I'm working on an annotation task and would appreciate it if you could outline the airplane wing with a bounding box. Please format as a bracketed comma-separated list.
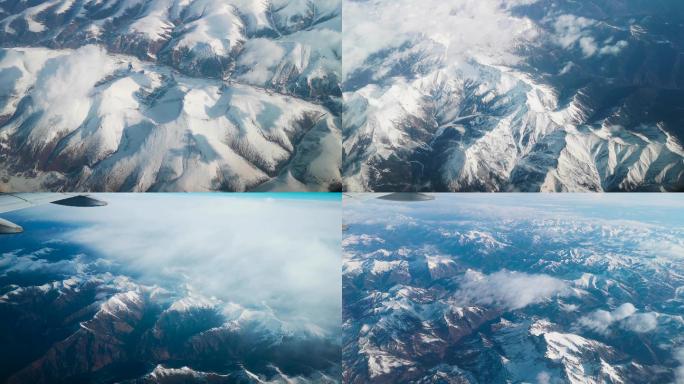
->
[343, 193, 435, 202]
[342, 193, 380, 202]
[0, 193, 106, 234]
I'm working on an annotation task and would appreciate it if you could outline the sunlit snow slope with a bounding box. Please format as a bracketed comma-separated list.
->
[0, 0, 341, 191]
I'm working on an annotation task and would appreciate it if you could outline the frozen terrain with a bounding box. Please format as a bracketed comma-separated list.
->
[343, 194, 684, 383]
[342, 0, 684, 191]
[0, 0, 341, 191]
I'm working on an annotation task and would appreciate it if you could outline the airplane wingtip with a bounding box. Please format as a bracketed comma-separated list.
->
[52, 195, 108, 207]
[377, 192, 435, 202]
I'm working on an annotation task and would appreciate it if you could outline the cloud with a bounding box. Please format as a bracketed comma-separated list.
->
[675, 348, 684, 384]
[456, 269, 571, 310]
[622, 312, 658, 333]
[19, 194, 341, 333]
[639, 238, 684, 259]
[553, 14, 596, 50]
[342, 234, 385, 247]
[342, 0, 540, 78]
[0, 248, 87, 276]
[236, 38, 286, 84]
[32, 45, 110, 109]
[551, 14, 628, 58]
[578, 303, 658, 335]
[578, 36, 598, 57]
[599, 40, 628, 55]
[28, 45, 114, 146]
[537, 371, 551, 384]
[579, 303, 635, 334]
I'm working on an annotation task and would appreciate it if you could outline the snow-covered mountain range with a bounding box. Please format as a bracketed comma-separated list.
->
[0, 0, 341, 191]
[342, 0, 684, 191]
[2, 0, 682, 192]
[0, 271, 340, 383]
[343, 194, 684, 383]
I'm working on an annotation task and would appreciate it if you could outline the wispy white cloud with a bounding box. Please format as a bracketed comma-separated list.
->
[456, 269, 571, 310]
[537, 371, 551, 384]
[29, 45, 114, 144]
[0, 248, 87, 275]
[342, 0, 540, 78]
[639, 238, 684, 259]
[551, 14, 628, 58]
[33, 45, 111, 110]
[622, 312, 658, 333]
[236, 38, 286, 84]
[553, 14, 596, 51]
[579, 303, 636, 334]
[599, 40, 628, 55]
[578, 303, 658, 335]
[578, 36, 598, 57]
[342, 233, 384, 247]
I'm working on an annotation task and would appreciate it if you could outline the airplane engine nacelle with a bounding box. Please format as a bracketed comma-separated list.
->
[0, 217, 23, 234]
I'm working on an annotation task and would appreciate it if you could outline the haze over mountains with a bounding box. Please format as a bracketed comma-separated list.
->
[343, 0, 684, 192]
[343, 194, 684, 383]
[0, 0, 341, 191]
[0, 194, 342, 383]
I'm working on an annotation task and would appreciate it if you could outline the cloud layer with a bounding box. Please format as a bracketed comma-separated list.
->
[342, 0, 540, 78]
[18, 194, 341, 332]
